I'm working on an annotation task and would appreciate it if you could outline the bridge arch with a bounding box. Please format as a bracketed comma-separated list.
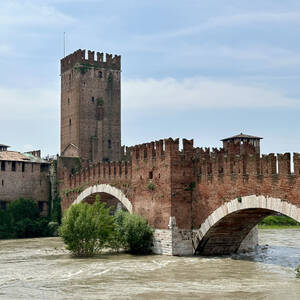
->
[193, 195, 300, 256]
[73, 184, 133, 213]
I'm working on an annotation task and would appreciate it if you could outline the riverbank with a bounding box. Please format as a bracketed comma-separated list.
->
[259, 225, 300, 229]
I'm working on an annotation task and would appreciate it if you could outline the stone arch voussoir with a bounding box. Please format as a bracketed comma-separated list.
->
[73, 184, 133, 213]
[193, 195, 300, 253]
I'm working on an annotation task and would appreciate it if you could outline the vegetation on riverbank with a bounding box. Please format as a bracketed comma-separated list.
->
[0, 198, 57, 239]
[258, 215, 300, 229]
[59, 200, 154, 257]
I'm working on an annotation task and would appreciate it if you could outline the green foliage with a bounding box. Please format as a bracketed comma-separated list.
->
[51, 194, 62, 224]
[259, 215, 300, 226]
[0, 209, 13, 239]
[7, 198, 40, 221]
[59, 201, 114, 257]
[147, 182, 155, 191]
[96, 98, 103, 106]
[296, 265, 300, 278]
[0, 198, 53, 239]
[111, 211, 154, 254]
[237, 196, 242, 203]
[48, 221, 59, 236]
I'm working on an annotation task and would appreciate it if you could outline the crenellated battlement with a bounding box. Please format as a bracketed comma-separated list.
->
[61, 49, 121, 73]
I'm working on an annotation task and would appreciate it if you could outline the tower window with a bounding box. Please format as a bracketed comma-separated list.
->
[108, 140, 112, 149]
[98, 71, 103, 78]
[1, 180, 4, 186]
[1, 161, 5, 171]
[69, 119, 72, 126]
[91, 96, 95, 103]
[68, 98, 70, 104]
[149, 171, 153, 179]
[22, 162, 25, 172]
[69, 74, 71, 81]
[12, 161, 16, 172]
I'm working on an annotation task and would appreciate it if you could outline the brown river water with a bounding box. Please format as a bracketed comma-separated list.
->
[0, 229, 300, 299]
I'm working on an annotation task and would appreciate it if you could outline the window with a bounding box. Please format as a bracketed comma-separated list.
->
[98, 71, 103, 78]
[149, 171, 153, 179]
[0, 201, 6, 210]
[91, 96, 95, 103]
[38, 201, 44, 212]
[108, 139, 112, 149]
[68, 98, 70, 104]
[22, 162, 25, 172]
[1, 180, 3, 186]
[1, 161, 5, 171]
[12, 161, 16, 172]
[69, 119, 72, 126]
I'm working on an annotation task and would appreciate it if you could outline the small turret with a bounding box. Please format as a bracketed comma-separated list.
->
[221, 133, 262, 155]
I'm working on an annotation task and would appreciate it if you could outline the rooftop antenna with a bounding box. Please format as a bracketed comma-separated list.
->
[63, 32, 66, 57]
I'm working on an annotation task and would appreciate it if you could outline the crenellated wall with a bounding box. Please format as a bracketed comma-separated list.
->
[61, 49, 121, 73]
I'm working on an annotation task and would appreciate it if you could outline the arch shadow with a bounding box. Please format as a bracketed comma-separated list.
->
[193, 195, 300, 256]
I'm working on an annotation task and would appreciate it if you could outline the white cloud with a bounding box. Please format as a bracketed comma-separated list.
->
[0, 1, 75, 27]
[0, 85, 59, 121]
[122, 77, 300, 111]
[136, 11, 300, 40]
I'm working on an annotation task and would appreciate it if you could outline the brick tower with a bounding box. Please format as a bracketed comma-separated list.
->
[60, 49, 121, 163]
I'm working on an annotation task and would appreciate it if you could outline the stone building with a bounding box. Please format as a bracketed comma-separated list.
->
[0, 145, 50, 214]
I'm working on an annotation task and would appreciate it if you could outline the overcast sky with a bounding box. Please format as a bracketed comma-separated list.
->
[0, 0, 299, 156]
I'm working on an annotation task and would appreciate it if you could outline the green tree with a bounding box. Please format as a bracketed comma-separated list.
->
[59, 201, 114, 257]
[6, 198, 52, 238]
[0, 209, 13, 239]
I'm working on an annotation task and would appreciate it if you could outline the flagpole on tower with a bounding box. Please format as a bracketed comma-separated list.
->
[63, 32, 66, 57]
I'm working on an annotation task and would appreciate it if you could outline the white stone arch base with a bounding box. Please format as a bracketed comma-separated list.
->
[73, 184, 133, 213]
[193, 195, 300, 254]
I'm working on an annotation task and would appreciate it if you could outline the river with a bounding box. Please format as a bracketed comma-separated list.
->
[0, 229, 300, 299]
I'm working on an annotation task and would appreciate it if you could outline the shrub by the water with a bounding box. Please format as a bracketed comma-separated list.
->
[59, 201, 114, 257]
[111, 211, 154, 254]
[0, 198, 53, 239]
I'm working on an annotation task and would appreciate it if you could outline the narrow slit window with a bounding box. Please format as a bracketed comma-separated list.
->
[98, 71, 103, 78]
[91, 96, 95, 103]
[69, 119, 72, 126]
[12, 161, 16, 172]
[1, 161, 5, 171]
[22, 162, 25, 172]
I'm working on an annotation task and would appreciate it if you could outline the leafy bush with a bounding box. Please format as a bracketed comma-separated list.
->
[111, 211, 154, 254]
[0, 209, 13, 239]
[259, 215, 300, 226]
[59, 201, 114, 257]
[0, 198, 52, 239]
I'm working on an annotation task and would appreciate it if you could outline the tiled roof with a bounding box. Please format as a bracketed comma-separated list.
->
[221, 133, 263, 141]
[0, 151, 50, 164]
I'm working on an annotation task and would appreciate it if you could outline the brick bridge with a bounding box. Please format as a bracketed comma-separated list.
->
[59, 137, 300, 256]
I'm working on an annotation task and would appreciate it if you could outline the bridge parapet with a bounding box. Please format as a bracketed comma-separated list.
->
[194, 150, 300, 184]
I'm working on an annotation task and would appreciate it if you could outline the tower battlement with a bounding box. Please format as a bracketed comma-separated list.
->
[61, 49, 121, 73]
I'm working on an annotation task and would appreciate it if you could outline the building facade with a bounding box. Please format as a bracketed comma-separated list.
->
[0, 146, 50, 214]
